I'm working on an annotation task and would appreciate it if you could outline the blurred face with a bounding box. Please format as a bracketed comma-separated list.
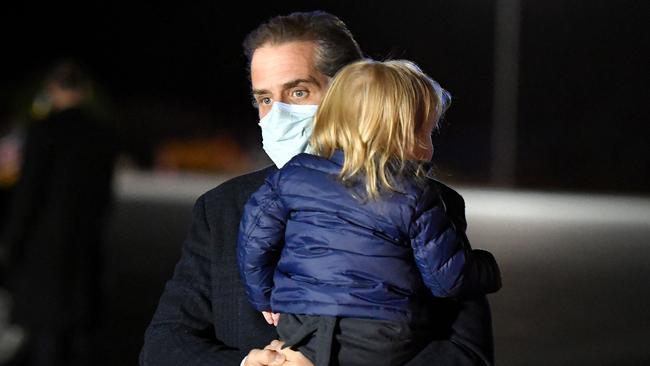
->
[46, 84, 85, 111]
[250, 41, 330, 119]
[412, 115, 435, 161]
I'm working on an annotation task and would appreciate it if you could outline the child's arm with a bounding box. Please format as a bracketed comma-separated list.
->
[437, 182, 502, 295]
[409, 184, 467, 298]
[237, 171, 289, 313]
[410, 183, 502, 298]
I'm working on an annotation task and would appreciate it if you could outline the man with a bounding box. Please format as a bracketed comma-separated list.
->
[0, 60, 117, 366]
[141, 11, 496, 366]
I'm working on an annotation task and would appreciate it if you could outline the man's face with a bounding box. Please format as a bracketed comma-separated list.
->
[250, 41, 330, 119]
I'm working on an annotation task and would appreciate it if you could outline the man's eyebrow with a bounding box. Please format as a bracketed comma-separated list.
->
[251, 88, 270, 96]
[251, 76, 322, 96]
[282, 76, 322, 89]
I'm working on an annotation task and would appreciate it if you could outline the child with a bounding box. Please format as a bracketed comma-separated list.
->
[238, 59, 501, 366]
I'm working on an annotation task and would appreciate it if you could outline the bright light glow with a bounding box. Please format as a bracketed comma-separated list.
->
[115, 169, 650, 226]
[460, 187, 650, 225]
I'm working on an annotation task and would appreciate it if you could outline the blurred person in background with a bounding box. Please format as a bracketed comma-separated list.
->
[0, 127, 25, 223]
[141, 11, 496, 366]
[0, 59, 117, 366]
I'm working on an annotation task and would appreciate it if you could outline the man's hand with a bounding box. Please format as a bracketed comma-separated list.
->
[267, 340, 314, 366]
[277, 347, 314, 366]
[244, 347, 285, 366]
[244, 340, 314, 366]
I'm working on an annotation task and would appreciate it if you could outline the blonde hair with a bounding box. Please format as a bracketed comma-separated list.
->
[309, 59, 451, 199]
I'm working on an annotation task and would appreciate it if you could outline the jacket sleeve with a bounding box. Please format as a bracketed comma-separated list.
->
[140, 195, 248, 366]
[412, 181, 502, 297]
[409, 184, 467, 298]
[405, 183, 497, 366]
[461, 248, 502, 296]
[237, 171, 289, 312]
[437, 181, 502, 296]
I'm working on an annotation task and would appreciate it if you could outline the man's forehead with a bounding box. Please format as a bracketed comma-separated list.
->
[250, 41, 322, 91]
[251, 41, 316, 64]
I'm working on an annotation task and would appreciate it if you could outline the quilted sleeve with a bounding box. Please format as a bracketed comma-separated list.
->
[237, 171, 289, 311]
[409, 184, 467, 298]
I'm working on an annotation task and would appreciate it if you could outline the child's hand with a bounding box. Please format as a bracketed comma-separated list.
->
[262, 311, 281, 326]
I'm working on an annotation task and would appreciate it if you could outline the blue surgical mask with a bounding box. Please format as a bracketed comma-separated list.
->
[259, 102, 318, 168]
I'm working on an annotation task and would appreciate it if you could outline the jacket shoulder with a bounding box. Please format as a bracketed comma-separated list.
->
[284, 153, 337, 172]
[201, 165, 276, 210]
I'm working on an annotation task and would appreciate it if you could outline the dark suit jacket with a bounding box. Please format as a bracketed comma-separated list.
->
[140, 165, 496, 365]
[0, 108, 116, 329]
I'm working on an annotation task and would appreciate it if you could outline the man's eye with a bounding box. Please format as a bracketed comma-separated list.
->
[252, 96, 271, 108]
[292, 90, 308, 98]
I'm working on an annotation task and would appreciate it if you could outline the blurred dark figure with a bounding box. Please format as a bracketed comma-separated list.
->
[0, 60, 117, 366]
[0, 127, 25, 223]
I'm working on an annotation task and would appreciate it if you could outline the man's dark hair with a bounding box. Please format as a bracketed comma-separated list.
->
[243, 10, 364, 78]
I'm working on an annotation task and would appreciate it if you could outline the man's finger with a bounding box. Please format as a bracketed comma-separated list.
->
[270, 339, 284, 349]
[245, 349, 286, 366]
[263, 339, 285, 351]
[263, 341, 275, 351]
[281, 347, 314, 366]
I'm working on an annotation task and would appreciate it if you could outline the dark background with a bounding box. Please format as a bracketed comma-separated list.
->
[2, 0, 647, 193]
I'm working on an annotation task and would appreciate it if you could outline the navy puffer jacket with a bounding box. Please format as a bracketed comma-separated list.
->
[237, 151, 467, 323]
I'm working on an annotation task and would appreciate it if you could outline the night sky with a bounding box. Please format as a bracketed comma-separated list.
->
[1, 0, 648, 193]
